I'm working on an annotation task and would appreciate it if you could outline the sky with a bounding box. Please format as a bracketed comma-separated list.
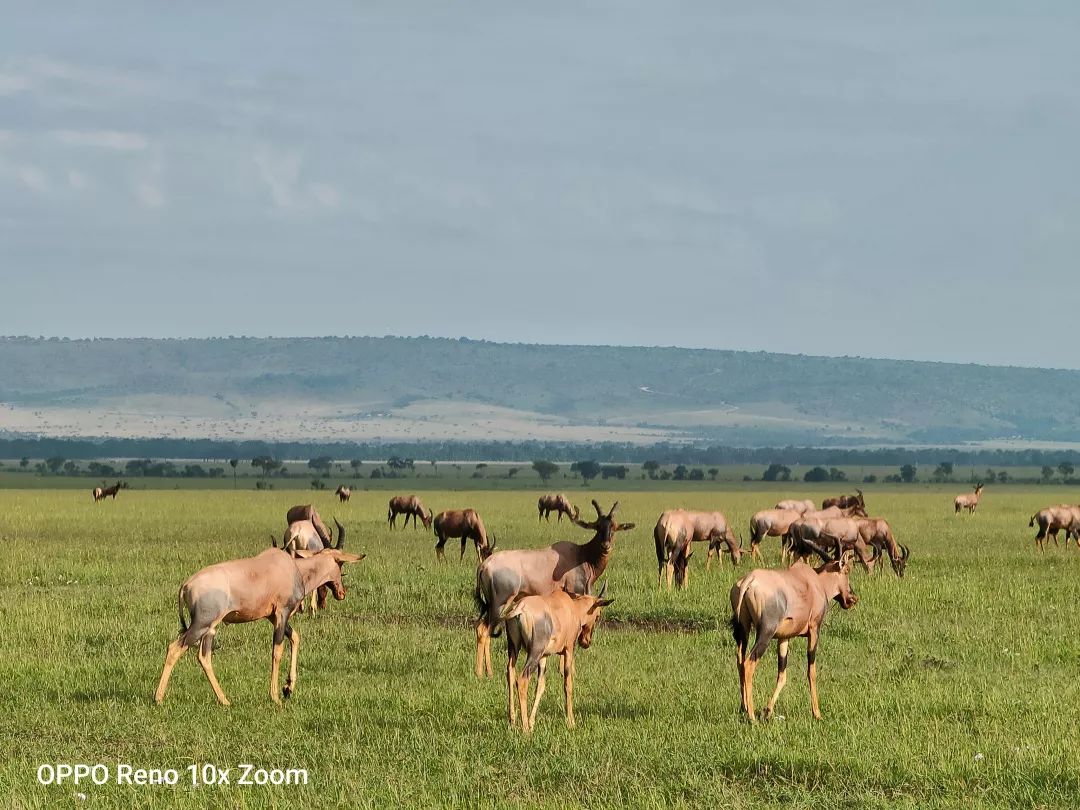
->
[1, 2, 1078, 368]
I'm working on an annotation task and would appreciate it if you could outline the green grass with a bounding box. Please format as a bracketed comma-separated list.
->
[3, 486, 1079, 807]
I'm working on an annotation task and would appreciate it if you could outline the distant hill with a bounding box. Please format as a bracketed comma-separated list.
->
[0, 336, 1077, 445]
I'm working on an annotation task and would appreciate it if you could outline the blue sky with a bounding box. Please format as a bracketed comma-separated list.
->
[2, 3, 1078, 368]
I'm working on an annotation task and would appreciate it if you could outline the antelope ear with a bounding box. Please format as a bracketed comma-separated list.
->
[332, 551, 365, 564]
[617, 522, 636, 532]
[588, 598, 615, 613]
[293, 550, 315, 559]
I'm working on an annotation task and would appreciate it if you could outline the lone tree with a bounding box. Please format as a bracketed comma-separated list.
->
[308, 456, 334, 476]
[570, 460, 601, 483]
[708, 468, 719, 481]
[899, 464, 917, 483]
[1059, 462, 1075, 481]
[762, 463, 791, 482]
[804, 466, 830, 482]
[350, 459, 363, 477]
[532, 460, 559, 483]
[251, 456, 282, 478]
[1042, 465, 1055, 483]
[229, 458, 239, 488]
[643, 460, 660, 479]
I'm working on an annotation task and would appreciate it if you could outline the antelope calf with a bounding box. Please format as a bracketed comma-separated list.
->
[154, 546, 364, 706]
[502, 584, 613, 732]
[730, 559, 857, 722]
[954, 483, 984, 515]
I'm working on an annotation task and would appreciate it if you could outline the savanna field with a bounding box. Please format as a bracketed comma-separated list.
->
[4, 485, 1080, 808]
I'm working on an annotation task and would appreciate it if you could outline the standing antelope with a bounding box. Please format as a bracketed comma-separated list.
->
[153, 546, 364, 706]
[775, 499, 815, 515]
[335, 485, 351, 503]
[654, 509, 742, 590]
[93, 481, 123, 502]
[503, 583, 613, 732]
[730, 559, 858, 722]
[432, 508, 491, 562]
[279, 518, 348, 615]
[787, 516, 877, 572]
[286, 504, 332, 546]
[748, 509, 803, 562]
[1029, 505, 1080, 550]
[857, 518, 909, 576]
[538, 493, 575, 522]
[388, 495, 433, 529]
[822, 489, 865, 512]
[954, 483, 984, 515]
[474, 500, 634, 678]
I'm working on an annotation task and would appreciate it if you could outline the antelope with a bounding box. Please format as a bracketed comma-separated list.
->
[787, 517, 877, 572]
[278, 518, 348, 615]
[954, 483, 984, 515]
[730, 558, 858, 723]
[1030, 505, 1080, 550]
[775, 499, 816, 515]
[388, 495, 433, 529]
[335, 485, 351, 503]
[503, 583, 613, 732]
[822, 489, 865, 512]
[94, 481, 123, 502]
[538, 493, 575, 522]
[285, 504, 332, 547]
[474, 500, 634, 678]
[857, 518, 910, 576]
[653, 509, 742, 590]
[432, 508, 492, 562]
[748, 509, 803, 562]
[153, 546, 364, 706]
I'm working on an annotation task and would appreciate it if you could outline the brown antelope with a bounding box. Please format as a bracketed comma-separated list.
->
[153, 546, 364, 706]
[654, 509, 742, 589]
[1030, 505, 1080, 550]
[857, 518, 909, 576]
[334, 485, 351, 503]
[93, 481, 123, 502]
[775, 499, 816, 514]
[473, 500, 634, 678]
[787, 517, 876, 572]
[432, 508, 491, 562]
[748, 509, 803, 562]
[286, 504, 332, 546]
[503, 583, 613, 732]
[538, 493, 575, 522]
[822, 489, 865, 512]
[278, 518, 347, 615]
[954, 483, 984, 515]
[730, 558, 858, 722]
[388, 495, 433, 529]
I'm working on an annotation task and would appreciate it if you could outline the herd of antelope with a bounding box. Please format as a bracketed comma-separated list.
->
[147, 478, 1076, 729]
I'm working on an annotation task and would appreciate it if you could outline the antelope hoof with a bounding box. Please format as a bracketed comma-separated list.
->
[283, 684, 293, 700]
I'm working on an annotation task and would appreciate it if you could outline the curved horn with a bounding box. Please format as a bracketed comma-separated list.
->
[801, 537, 832, 564]
[334, 518, 346, 549]
[596, 580, 608, 599]
[607, 501, 620, 518]
[901, 543, 910, 560]
[591, 500, 603, 518]
[270, 533, 277, 548]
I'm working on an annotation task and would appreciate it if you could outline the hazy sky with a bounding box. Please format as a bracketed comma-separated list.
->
[2, 3, 1078, 368]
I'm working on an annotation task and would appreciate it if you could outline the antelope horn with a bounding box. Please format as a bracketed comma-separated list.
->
[592, 500, 604, 518]
[270, 533, 277, 548]
[607, 501, 619, 518]
[596, 580, 607, 599]
[901, 544, 910, 560]
[334, 518, 346, 549]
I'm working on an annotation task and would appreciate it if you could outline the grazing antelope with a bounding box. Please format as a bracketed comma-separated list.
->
[538, 493, 575, 522]
[432, 508, 491, 562]
[388, 495, 433, 530]
[153, 546, 364, 706]
[857, 518, 909, 577]
[787, 517, 876, 572]
[278, 518, 348, 615]
[503, 583, 613, 732]
[954, 483, 984, 515]
[1030, 505, 1080, 550]
[94, 481, 123, 502]
[730, 558, 858, 723]
[654, 509, 742, 590]
[286, 504, 332, 546]
[474, 500, 634, 678]
[822, 489, 865, 512]
[748, 509, 803, 562]
[775, 499, 816, 515]
[335, 485, 351, 503]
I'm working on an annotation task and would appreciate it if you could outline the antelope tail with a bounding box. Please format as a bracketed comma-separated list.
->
[1029, 514, 1037, 528]
[177, 586, 188, 634]
[733, 574, 756, 625]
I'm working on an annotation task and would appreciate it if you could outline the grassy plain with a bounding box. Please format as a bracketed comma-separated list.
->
[3, 485, 1080, 808]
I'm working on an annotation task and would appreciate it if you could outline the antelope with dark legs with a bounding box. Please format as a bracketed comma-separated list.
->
[154, 545, 364, 706]
[654, 509, 742, 590]
[278, 516, 348, 615]
[93, 481, 124, 502]
[954, 483, 984, 515]
[822, 489, 865, 512]
[1030, 505, 1080, 550]
[538, 493, 575, 522]
[334, 485, 351, 503]
[473, 500, 634, 678]
[388, 495, 433, 530]
[503, 583, 613, 732]
[432, 508, 492, 562]
[730, 557, 858, 722]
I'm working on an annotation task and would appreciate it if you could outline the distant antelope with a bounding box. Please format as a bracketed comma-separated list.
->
[93, 481, 123, 502]
[954, 483, 984, 515]
[774, 499, 815, 515]
[538, 493, 575, 522]
[388, 495, 433, 529]
[154, 546, 364, 706]
[335, 486, 351, 503]
[432, 508, 491, 562]
[822, 489, 865, 512]
[731, 559, 858, 722]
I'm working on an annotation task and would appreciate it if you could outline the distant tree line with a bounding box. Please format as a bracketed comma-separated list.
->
[5, 437, 1080, 470]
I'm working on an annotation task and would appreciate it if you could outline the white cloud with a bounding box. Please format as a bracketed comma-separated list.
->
[26, 57, 150, 94]
[51, 129, 147, 151]
[132, 159, 165, 209]
[0, 73, 29, 96]
[18, 165, 49, 194]
[67, 169, 90, 190]
[253, 144, 340, 212]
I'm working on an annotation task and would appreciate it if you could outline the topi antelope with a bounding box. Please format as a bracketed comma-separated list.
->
[153, 546, 364, 706]
[277, 518, 348, 615]
[286, 504, 332, 546]
[775, 499, 816, 515]
[954, 483, 984, 515]
[748, 509, 804, 562]
[335, 485, 351, 503]
[388, 495, 433, 530]
[654, 509, 742, 590]
[731, 558, 857, 723]
[473, 500, 634, 678]
[502, 583, 613, 732]
[538, 493, 575, 522]
[93, 481, 124, 502]
[1030, 505, 1080, 550]
[822, 489, 865, 512]
[432, 508, 492, 562]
